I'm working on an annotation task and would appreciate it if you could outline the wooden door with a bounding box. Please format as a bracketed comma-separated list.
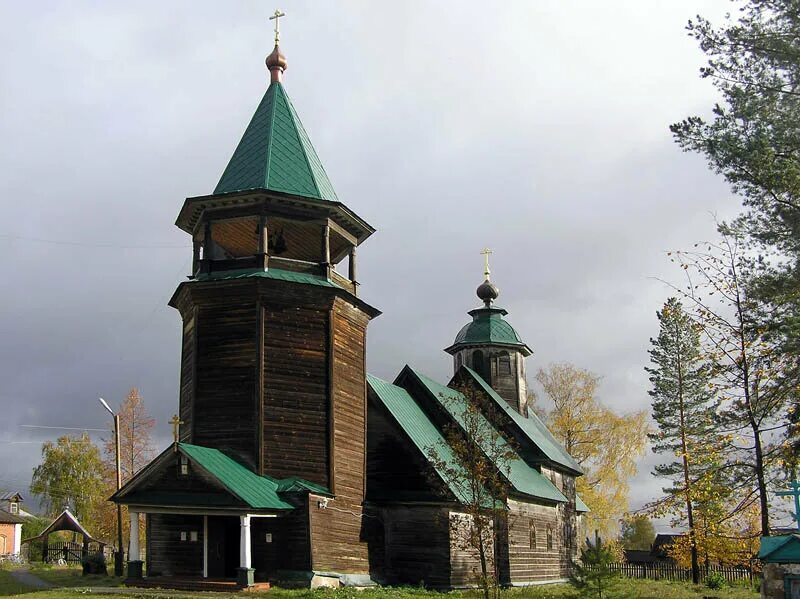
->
[206, 517, 239, 578]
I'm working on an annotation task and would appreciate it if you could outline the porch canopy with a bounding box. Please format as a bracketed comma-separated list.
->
[111, 442, 330, 584]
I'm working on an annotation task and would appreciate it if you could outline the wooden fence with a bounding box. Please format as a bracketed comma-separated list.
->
[593, 562, 757, 584]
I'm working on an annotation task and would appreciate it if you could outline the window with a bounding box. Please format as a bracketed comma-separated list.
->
[190, 531, 198, 542]
[546, 526, 554, 551]
[529, 521, 536, 549]
[179, 456, 189, 476]
[180, 531, 187, 541]
[499, 351, 511, 375]
[9, 503, 18, 515]
[472, 350, 487, 380]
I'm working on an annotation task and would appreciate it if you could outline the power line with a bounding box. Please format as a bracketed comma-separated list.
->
[20, 425, 109, 433]
[0, 234, 189, 250]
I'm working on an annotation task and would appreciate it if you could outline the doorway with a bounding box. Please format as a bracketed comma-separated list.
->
[206, 517, 239, 578]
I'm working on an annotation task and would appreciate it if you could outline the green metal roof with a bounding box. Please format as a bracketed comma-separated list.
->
[446, 306, 532, 355]
[406, 368, 566, 504]
[576, 494, 590, 513]
[193, 267, 340, 288]
[178, 444, 293, 510]
[462, 366, 583, 475]
[214, 82, 339, 201]
[367, 374, 474, 505]
[759, 534, 800, 562]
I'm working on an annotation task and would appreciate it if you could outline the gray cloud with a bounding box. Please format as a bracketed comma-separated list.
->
[1, 1, 736, 520]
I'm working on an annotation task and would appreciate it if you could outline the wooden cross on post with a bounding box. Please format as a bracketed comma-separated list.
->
[776, 479, 800, 532]
[169, 414, 184, 449]
[269, 9, 286, 45]
[480, 248, 493, 280]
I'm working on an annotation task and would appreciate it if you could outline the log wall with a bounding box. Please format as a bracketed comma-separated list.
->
[307, 298, 371, 573]
[505, 499, 567, 583]
[146, 513, 204, 577]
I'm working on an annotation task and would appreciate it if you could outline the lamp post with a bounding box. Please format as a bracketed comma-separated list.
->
[99, 397, 124, 577]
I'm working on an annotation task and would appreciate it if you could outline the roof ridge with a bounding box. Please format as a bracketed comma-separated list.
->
[263, 83, 277, 188]
[279, 85, 322, 199]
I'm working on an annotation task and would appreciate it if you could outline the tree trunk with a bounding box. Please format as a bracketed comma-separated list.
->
[675, 323, 700, 584]
[753, 422, 770, 536]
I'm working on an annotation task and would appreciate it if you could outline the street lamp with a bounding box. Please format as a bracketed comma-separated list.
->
[99, 397, 124, 577]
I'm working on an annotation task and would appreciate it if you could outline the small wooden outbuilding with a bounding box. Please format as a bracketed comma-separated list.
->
[22, 508, 105, 565]
[758, 534, 800, 599]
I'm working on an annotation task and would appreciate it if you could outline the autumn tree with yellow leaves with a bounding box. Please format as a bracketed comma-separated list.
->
[669, 230, 796, 538]
[533, 363, 649, 539]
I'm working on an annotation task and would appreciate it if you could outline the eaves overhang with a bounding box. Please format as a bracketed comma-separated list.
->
[175, 188, 375, 244]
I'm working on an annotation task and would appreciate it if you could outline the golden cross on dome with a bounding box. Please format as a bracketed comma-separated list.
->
[480, 248, 493, 280]
[169, 414, 184, 444]
[269, 9, 286, 45]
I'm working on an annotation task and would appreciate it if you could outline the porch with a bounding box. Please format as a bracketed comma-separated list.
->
[128, 509, 291, 587]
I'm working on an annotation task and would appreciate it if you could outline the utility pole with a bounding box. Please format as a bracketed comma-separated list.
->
[100, 398, 124, 577]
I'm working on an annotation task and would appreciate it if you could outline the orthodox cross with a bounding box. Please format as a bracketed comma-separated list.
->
[269, 9, 286, 45]
[169, 414, 184, 444]
[481, 248, 493, 280]
[776, 479, 800, 531]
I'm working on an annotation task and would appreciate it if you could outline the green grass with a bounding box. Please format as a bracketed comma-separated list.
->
[0, 574, 760, 599]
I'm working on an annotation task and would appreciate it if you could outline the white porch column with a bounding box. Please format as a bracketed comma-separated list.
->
[203, 516, 208, 578]
[239, 515, 251, 569]
[13, 523, 21, 554]
[129, 511, 140, 561]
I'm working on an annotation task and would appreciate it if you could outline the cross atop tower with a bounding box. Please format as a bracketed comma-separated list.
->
[480, 248, 493, 280]
[269, 9, 286, 45]
[776, 479, 800, 531]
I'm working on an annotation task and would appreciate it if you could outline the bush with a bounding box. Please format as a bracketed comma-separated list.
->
[705, 571, 726, 590]
[81, 553, 107, 576]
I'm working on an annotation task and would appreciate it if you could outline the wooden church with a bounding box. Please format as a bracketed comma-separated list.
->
[112, 28, 587, 589]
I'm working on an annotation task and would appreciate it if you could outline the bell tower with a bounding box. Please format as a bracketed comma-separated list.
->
[445, 251, 532, 415]
[168, 34, 379, 540]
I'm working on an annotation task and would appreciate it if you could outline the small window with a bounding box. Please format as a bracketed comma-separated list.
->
[546, 526, 554, 551]
[190, 531, 198, 542]
[180, 531, 187, 542]
[499, 351, 511, 375]
[179, 456, 189, 476]
[9, 503, 18, 515]
[529, 521, 536, 549]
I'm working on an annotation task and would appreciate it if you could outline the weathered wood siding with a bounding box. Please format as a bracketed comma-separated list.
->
[367, 505, 451, 588]
[193, 288, 258, 469]
[261, 292, 330, 486]
[132, 455, 244, 507]
[307, 298, 371, 573]
[178, 311, 196, 442]
[505, 499, 567, 583]
[146, 513, 204, 577]
[366, 399, 447, 503]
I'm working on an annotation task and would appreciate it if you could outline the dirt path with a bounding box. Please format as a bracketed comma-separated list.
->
[9, 568, 53, 589]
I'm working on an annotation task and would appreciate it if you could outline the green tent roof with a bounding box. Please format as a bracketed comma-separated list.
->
[178, 444, 294, 510]
[445, 306, 532, 355]
[367, 374, 475, 505]
[214, 82, 338, 201]
[461, 366, 582, 475]
[759, 534, 800, 562]
[576, 494, 590, 513]
[406, 368, 566, 504]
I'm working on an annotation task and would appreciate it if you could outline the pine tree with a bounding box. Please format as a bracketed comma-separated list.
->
[646, 298, 715, 584]
[571, 534, 617, 599]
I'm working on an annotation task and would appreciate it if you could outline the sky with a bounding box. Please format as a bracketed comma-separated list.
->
[0, 1, 742, 529]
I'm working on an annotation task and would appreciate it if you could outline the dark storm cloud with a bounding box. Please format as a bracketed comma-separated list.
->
[0, 1, 733, 519]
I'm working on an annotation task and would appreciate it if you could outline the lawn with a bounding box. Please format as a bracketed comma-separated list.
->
[0, 568, 761, 599]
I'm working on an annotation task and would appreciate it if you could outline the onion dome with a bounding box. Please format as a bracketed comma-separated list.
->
[476, 279, 499, 306]
[266, 44, 288, 83]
